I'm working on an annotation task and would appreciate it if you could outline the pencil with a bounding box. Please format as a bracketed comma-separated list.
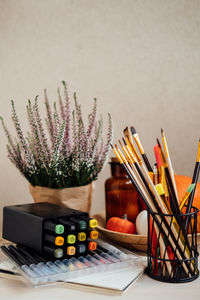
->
[130, 126, 153, 172]
[161, 129, 179, 211]
[155, 142, 180, 215]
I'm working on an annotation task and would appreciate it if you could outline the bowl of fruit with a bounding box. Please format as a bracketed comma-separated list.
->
[93, 211, 148, 251]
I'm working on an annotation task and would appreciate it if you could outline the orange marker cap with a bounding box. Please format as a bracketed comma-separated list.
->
[67, 246, 76, 255]
[55, 236, 64, 246]
[90, 230, 98, 240]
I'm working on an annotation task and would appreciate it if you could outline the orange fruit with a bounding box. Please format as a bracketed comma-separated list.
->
[175, 174, 200, 232]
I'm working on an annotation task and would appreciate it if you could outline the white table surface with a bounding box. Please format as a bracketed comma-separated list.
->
[0, 263, 200, 300]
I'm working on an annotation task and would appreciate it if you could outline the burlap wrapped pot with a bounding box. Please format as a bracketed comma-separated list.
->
[29, 182, 93, 213]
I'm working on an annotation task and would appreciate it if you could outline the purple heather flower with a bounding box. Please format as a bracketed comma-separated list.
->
[1, 83, 113, 188]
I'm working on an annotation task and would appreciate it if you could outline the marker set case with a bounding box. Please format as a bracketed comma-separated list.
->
[3, 202, 98, 259]
[1, 243, 134, 287]
[1, 202, 138, 287]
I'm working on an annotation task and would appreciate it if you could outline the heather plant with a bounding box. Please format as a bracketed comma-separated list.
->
[1, 82, 113, 188]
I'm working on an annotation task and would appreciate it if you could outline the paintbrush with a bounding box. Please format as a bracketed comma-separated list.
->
[111, 144, 193, 275]
[123, 127, 141, 162]
[184, 139, 200, 231]
[130, 126, 153, 172]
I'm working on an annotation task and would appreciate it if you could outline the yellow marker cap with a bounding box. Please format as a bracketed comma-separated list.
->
[90, 230, 98, 240]
[89, 219, 98, 228]
[67, 246, 76, 255]
[55, 236, 64, 246]
[67, 234, 76, 244]
[78, 232, 86, 241]
[155, 183, 165, 196]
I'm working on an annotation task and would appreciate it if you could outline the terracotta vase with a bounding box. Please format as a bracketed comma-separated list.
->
[29, 182, 93, 214]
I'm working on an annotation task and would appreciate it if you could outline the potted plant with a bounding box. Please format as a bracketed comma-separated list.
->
[1, 81, 113, 213]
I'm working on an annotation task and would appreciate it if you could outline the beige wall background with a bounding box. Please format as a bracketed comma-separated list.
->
[0, 0, 200, 232]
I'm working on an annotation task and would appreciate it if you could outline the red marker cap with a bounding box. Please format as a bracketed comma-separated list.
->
[154, 145, 162, 167]
[88, 241, 97, 251]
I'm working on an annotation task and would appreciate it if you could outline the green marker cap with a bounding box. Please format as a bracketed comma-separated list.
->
[55, 224, 64, 234]
[78, 220, 87, 230]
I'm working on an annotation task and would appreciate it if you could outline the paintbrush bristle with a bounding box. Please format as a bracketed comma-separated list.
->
[130, 126, 136, 135]
[122, 137, 127, 145]
[123, 127, 129, 138]
[123, 126, 128, 133]
[110, 144, 113, 149]
[157, 138, 161, 147]
[118, 140, 123, 148]
[161, 128, 164, 136]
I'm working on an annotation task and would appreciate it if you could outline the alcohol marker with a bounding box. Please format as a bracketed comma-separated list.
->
[95, 248, 120, 263]
[85, 254, 102, 266]
[1, 246, 37, 278]
[88, 241, 97, 251]
[81, 216, 98, 228]
[16, 245, 54, 275]
[69, 257, 86, 269]
[46, 261, 61, 273]
[77, 243, 86, 254]
[43, 246, 63, 258]
[97, 245, 124, 261]
[67, 246, 76, 256]
[8, 245, 46, 277]
[58, 218, 77, 232]
[44, 234, 64, 246]
[70, 217, 87, 230]
[78, 256, 96, 268]
[16, 245, 38, 264]
[89, 229, 98, 240]
[67, 234, 76, 244]
[77, 232, 86, 242]
[26, 247, 48, 264]
[44, 221, 64, 234]
[62, 259, 77, 271]
[97, 240, 128, 260]
[88, 250, 110, 264]
[54, 260, 69, 271]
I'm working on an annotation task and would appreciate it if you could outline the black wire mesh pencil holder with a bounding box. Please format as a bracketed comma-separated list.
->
[146, 206, 199, 283]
